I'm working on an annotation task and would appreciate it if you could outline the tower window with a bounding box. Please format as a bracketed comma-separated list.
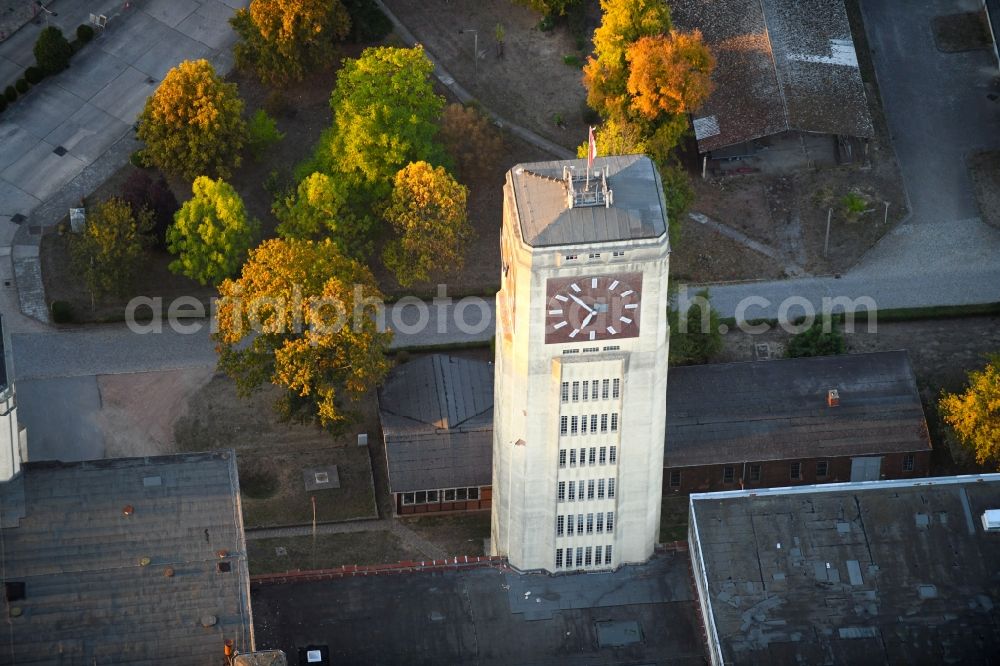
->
[612, 250, 625, 257]
[606, 512, 614, 533]
[556, 549, 563, 568]
[572, 382, 580, 402]
[600, 414, 608, 433]
[591, 382, 599, 400]
[560, 416, 568, 435]
[571, 416, 578, 435]
[587, 480, 595, 500]
[596, 512, 604, 533]
[588, 447, 596, 465]
[569, 449, 577, 466]
[567, 514, 574, 535]
[669, 470, 681, 487]
[605, 545, 613, 564]
[608, 478, 616, 498]
[565, 254, 578, 261]
[609, 446, 617, 464]
[598, 478, 605, 499]
[577, 514, 584, 533]
[582, 380, 589, 401]
[723, 466, 735, 484]
[590, 415, 598, 433]
[561, 382, 569, 403]
[610, 413, 618, 431]
[568, 482, 576, 501]
[559, 450, 567, 468]
[585, 547, 593, 566]
[595, 545, 603, 563]
[557, 515, 564, 536]
[602, 379, 610, 400]
[599, 447, 607, 465]
[558, 482, 566, 502]
[588, 252, 601, 259]
[576, 548, 583, 567]
[612, 379, 620, 398]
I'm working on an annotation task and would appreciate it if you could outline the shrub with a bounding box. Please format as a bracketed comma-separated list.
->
[4, 86, 16, 103]
[51, 300, 74, 324]
[786, 318, 845, 358]
[33, 26, 73, 75]
[24, 66, 44, 84]
[15, 78, 28, 94]
[76, 24, 95, 43]
[563, 54, 582, 67]
[439, 103, 503, 177]
[247, 108, 284, 161]
[120, 171, 180, 250]
[840, 191, 868, 220]
[343, 0, 392, 42]
[129, 150, 149, 168]
[538, 15, 555, 31]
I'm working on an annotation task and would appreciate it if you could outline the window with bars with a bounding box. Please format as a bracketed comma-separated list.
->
[571, 416, 578, 435]
[556, 549, 563, 568]
[597, 478, 605, 499]
[588, 447, 596, 465]
[569, 449, 577, 466]
[576, 548, 583, 567]
[610, 413, 618, 431]
[600, 414, 608, 432]
[560, 416, 568, 435]
[606, 512, 614, 533]
[557, 515, 564, 536]
[817, 460, 829, 478]
[610, 446, 617, 464]
[559, 450, 567, 468]
[572, 382, 580, 402]
[669, 470, 681, 487]
[582, 380, 589, 401]
[587, 513, 594, 534]
[591, 382, 599, 400]
[612, 379, 620, 398]
[596, 512, 604, 533]
[558, 482, 566, 502]
[585, 547, 592, 566]
[608, 478, 616, 498]
[577, 514, 584, 534]
[568, 481, 576, 501]
[590, 415, 598, 433]
[587, 480, 595, 500]
[561, 382, 569, 403]
[595, 545, 603, 563]
[605, 545, 613, 564]
[602, 379, 610, 399]
[723, 466, 735, 484]
[599, 447, 607, 465]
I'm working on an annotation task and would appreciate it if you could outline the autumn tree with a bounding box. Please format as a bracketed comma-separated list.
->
[137, 59, 247, 180]
[626, 32, 714, 121]
[383, 161, 471, 287]
[232, 0, 351, 85]
[439, 103, 504, 178]
[215, 237, 392, 426]
[168, 177, 260, 286]
[940, 354, 1000, 468]
[71, 198, 153, 301]
[513, 0, 581, 17]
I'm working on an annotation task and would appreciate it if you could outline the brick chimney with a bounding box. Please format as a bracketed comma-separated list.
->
[827, 389, 840, 407]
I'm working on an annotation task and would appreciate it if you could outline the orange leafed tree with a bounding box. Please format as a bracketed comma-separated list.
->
[625, 31, 714, 121]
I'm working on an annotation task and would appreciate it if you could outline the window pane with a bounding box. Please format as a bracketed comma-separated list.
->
[598, 479, 605, 499]
[557, 515, 564, 536]
[591, 415, 598, 433]
[582, 381, 589, 401]
[606, 512, 614, 532]
[415, 491, 426, 504]
[560, 416, 568, 435]
[610, 413, 618, 431]
[561, 382, 569, 403]
[670, 470, 681, 487]
[608, 478, 615, 498]
[585, 547, 592, 566]
[723, 466, 734, 483]
[559, 450, 567, 468]
[556, 549, 563, 568]
[577, 514, 584, 533]
[601, 414, 608, 433]
[403, 493, 415, 505]
[599, 447, 607, 465]
[587, 513, 594, 534]
[568, 482, 576, 501]
[749, 465, 760, 482]
[567, 514, 574, 535]
[444, 489, 456, 501]
[576, 548, 583, 567]
[595, 546, 602, 564]
[602, 379, 610, 399]
[612, 378, 620, 398]
[572, 382, 579, 401]
[589, 448, 596, 465]
[468, 487, 479, 500]
[592, 382, 599, 400]
[605, 545, 613, 564]
[427, 490, 438, 502]
[571, 416, 578, 435]
[558, 482, 566, 502]
[790, 463, 801, 480]
[456, 488, 467, 500]
[597, 513, 604, 532]
[610, 446, 617, 464]
[817, 461, 828, 477]
[587, 480, 595, 499]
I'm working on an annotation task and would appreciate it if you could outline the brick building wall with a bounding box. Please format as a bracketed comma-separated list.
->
[663, 450, 931, 495]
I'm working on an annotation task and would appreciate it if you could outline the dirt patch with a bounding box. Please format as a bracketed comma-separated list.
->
[96, 366, 215, 459]
[659, 495, 688, 543]
[401, 512, 491, 557]
[384, 0, 593, 153]
[932, 11, 993, 52]
[248, 531, 421, 574]
[174, 373, 379, 527]
[968, 151, 1000, 230]
[717, 314, 1000, 474]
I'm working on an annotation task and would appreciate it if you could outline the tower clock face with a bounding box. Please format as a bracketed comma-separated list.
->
[545, 273, 642, 344]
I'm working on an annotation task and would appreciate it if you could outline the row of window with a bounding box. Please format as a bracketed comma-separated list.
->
[556, 511, 614, 537]
[564, 251, 625, 261]
[401, 487, 481, 505]
[557, 478, 615, 502]
[666, 454, 917, 487]
[559, 446, 617, 468]
[559, 413, 619, 436]
[561, 379, 621, 403]
[557, 545, 612, 568]
[562, 346, 620, 355]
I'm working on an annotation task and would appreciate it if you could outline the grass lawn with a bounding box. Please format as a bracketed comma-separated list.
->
[660, 495, 689, 544]
[401, 511, 491, 557]
[248, 531, 421, 575]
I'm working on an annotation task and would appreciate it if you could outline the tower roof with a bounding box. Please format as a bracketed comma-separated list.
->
[508, 154, 668, 247]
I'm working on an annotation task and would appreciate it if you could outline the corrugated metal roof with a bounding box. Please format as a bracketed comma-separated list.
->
[0, 451, 252, 664]
[378, 355, 494, 493]
[675, 0, 874, 152]
[664, 350, 930, 466]
[509, 155, 668, 247]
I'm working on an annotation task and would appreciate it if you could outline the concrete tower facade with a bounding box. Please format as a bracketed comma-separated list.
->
[491, 155, 670, 572]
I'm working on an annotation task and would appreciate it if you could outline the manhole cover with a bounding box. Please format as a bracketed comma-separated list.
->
[302, 466, 340, 491]
[52, 146, 67, 156]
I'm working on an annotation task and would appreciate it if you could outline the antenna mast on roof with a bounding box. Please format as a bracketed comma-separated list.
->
[564, 164, 612, 209]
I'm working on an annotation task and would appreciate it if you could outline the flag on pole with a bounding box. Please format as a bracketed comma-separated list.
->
[587, 126, 597, 170]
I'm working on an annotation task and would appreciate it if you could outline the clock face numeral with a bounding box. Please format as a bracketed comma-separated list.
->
[544, 273, 642, 344]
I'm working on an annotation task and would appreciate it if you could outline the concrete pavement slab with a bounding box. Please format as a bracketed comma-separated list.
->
[89, 65, 156, 124]
[176, 5, 240, 51]
[133, 28, 212, 80]
[17, 375, 105, 463]
[0, 180, 41, 220]
[1, 139, 86, 202]
[44, 103, 129, 164]
[196, 0, 245, 23]
[98, 10, 168, 64]
[142, 0, 200, 29]
[0, 220, 22, 247]
[0, 123, 41, 171]
[0, 21, 39, 69]
[53, 47, 128, 101]
[3, 84, 87, 139]
[0, 54, 22, 85]
[216, 0, 250, 9]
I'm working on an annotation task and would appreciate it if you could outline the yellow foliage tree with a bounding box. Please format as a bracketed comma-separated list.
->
[625, 31, 714, 120]
[215, 237, 392, 427]
[940, 354, 1000, 468]
[382, 161, 471, 287]
[137, 59, 246, 180]
[71, 198, 153, 301]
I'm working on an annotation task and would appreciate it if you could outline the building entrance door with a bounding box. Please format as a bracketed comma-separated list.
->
[850, 457, 881, 482]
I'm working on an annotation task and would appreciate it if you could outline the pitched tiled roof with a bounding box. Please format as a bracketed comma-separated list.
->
[673, 0, 875, 152]
[0, 451, 253, 664]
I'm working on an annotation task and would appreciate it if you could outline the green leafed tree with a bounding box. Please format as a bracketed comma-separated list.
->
[33, 26, 73, 75]
[214, 237, 392, 426]
[383, 161, 471, 287]
[940, 354, 1000, 468]
[168, 176, 260, 286]
[71, 198, 153, 301]
[232, 0, 351, 85]
[247, 108, 285, 161]
[668, 288, 723, 365]
[137, 59, 247, 180]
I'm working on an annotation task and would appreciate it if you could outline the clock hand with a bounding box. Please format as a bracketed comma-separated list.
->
[569, 293, 595, 314]
[581, 312, 594, 328]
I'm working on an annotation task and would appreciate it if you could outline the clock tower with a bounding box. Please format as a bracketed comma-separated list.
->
[492, 154, 670, 572]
